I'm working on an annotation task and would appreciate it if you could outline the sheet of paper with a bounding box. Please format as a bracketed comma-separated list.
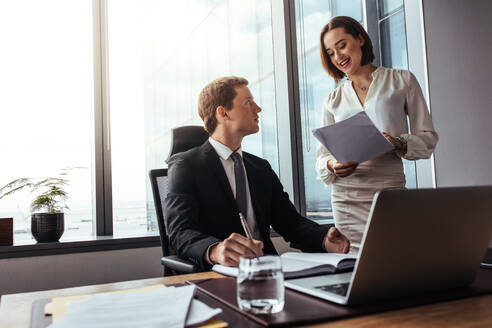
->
[45, 284, 166, 322]
[46, 285, 222, 328]
[212, 264, 239, 277]
[313, 111, 394, 163]
[186, 299, 223, 326]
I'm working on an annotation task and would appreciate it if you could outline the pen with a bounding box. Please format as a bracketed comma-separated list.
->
[239, 212, 259, 260]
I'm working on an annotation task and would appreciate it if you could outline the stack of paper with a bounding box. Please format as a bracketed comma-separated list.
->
[47, 285, 222, 328]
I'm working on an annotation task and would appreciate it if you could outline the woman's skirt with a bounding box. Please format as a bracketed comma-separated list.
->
[331, 153, 406, 254]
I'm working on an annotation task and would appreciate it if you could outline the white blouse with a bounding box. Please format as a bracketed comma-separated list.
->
[316, 66, 439, 185]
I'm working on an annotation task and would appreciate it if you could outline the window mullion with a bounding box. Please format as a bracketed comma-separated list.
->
[364, 0, 382, 66]
[403, 0, 436, 188]
[92, 0, 113, 235]
[271, 0, 305, 213]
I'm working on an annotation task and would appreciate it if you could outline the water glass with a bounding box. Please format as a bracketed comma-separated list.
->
[237, 255, 285, 314]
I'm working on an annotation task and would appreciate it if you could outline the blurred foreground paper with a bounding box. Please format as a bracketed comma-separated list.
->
[47, 285, 222, 328]
[313, 111, 394, 163]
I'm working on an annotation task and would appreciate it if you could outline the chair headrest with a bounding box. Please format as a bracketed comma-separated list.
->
[166, 125, 209, 162]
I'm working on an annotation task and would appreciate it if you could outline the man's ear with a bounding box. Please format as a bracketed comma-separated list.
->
[216, 105, 228, 123]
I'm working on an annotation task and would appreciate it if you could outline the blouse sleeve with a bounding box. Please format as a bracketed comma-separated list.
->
[399, 72, 439, 160]
[315, 97, 337, 185]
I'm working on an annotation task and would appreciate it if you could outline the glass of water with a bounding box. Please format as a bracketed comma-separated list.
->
[237, 255, 285, 314]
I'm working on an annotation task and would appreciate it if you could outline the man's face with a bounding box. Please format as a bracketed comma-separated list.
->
[226, 85, 262, 137]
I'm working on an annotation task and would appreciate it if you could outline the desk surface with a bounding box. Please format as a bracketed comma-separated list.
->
[2, 272, 492, 328]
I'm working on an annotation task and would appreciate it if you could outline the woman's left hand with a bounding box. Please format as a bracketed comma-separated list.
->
[324, 227, 350, 254]
[382, 132, 403, 150]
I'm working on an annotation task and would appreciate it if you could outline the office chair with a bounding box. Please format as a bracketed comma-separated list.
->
[149, 125, 209, 276]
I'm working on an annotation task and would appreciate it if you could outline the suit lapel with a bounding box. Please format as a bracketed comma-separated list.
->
[202, 141, 237, 208]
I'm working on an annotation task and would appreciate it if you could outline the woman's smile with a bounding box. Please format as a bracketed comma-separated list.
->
[338, 57, 351, 69]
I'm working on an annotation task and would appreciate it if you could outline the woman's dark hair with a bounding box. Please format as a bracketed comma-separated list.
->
[320, 16, 375, 83]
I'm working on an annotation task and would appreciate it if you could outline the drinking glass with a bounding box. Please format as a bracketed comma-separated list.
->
[237, 255, 285, 314]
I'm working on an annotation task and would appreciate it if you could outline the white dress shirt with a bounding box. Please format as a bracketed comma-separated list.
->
[208, 137, 259, 239]
[316, 66, 439, 185]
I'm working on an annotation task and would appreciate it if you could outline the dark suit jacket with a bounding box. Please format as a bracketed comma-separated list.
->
[164, 141, 329, 270]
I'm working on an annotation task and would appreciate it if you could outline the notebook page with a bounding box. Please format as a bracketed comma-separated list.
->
[281, 252, 357, 272]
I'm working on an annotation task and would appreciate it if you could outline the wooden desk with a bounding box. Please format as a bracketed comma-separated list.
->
[1, 271, 492, 327]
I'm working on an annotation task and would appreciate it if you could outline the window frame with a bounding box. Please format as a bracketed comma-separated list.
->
[93, 0, 113, 236]
[403, 0, 436, 188]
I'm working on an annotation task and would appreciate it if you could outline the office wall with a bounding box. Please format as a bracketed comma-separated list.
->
[423, 0, 492, 187]
[0, 247, 162, 296]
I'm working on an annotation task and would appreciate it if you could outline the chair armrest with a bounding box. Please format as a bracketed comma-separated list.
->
[161, 255, 198, 273]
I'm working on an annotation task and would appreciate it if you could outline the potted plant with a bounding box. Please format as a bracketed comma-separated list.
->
[0, 167, 80, 242]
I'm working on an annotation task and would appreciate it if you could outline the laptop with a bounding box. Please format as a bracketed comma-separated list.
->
[285, 186, 492, 305]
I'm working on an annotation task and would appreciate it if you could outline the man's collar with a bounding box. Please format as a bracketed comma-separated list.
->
[208, 137, 242, 160]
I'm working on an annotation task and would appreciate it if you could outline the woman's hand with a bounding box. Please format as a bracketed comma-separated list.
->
[382, 132, 405, 151]
[328, 159, 358, 177]
[324, 227, 350, 253]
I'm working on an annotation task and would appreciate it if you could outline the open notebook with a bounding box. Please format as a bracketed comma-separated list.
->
[212, 252, 357, 279]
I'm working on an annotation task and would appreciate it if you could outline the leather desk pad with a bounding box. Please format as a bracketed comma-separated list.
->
[188, 268, 492, 327]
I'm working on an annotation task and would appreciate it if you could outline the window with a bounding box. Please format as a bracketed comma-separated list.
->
[106, 1, 151, 236]
[0, 0, 430, 244]
[0, 0, 95, 242]
[107, 0, 279, 236]
[1, 0, 279, 242]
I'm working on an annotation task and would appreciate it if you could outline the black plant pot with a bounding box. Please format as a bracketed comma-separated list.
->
[31, 213, 64, 243]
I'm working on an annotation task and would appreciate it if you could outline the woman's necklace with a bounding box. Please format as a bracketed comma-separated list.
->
[353, 81, 370, 92]
[350, 67, 376, 92]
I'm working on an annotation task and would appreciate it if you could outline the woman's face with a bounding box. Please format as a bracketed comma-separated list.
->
[323, 27, 365, 76]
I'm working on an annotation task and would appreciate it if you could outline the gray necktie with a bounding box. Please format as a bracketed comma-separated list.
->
[230, 152, 247, 217]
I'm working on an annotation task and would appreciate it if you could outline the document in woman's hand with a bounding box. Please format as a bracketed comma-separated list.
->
[313, 111, 394, 163]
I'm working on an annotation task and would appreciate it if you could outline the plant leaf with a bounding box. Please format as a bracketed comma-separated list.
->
[2, 167, 84, 212]
[0, 178, 35, 200]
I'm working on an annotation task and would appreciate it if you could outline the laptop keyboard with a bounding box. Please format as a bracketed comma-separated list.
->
[315, 283, 349, 296]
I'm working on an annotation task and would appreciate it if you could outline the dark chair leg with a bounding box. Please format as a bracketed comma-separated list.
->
[163, 266, 175, 277]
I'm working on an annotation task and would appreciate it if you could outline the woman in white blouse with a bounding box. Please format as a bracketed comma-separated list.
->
[316, 16, 438, 253]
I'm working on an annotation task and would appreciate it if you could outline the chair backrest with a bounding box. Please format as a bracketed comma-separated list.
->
[166, 125, 209, 162]
[150, 125, 208, 258]
[149, 168, 171, 257]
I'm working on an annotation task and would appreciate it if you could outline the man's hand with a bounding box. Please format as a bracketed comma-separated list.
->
[323, 227, 350, 253]
[209, 233, 264, 267]
[328, 159, 358, 177]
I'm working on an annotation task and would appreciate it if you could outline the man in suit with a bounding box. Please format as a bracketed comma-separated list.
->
[165, 76, 350, 270]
